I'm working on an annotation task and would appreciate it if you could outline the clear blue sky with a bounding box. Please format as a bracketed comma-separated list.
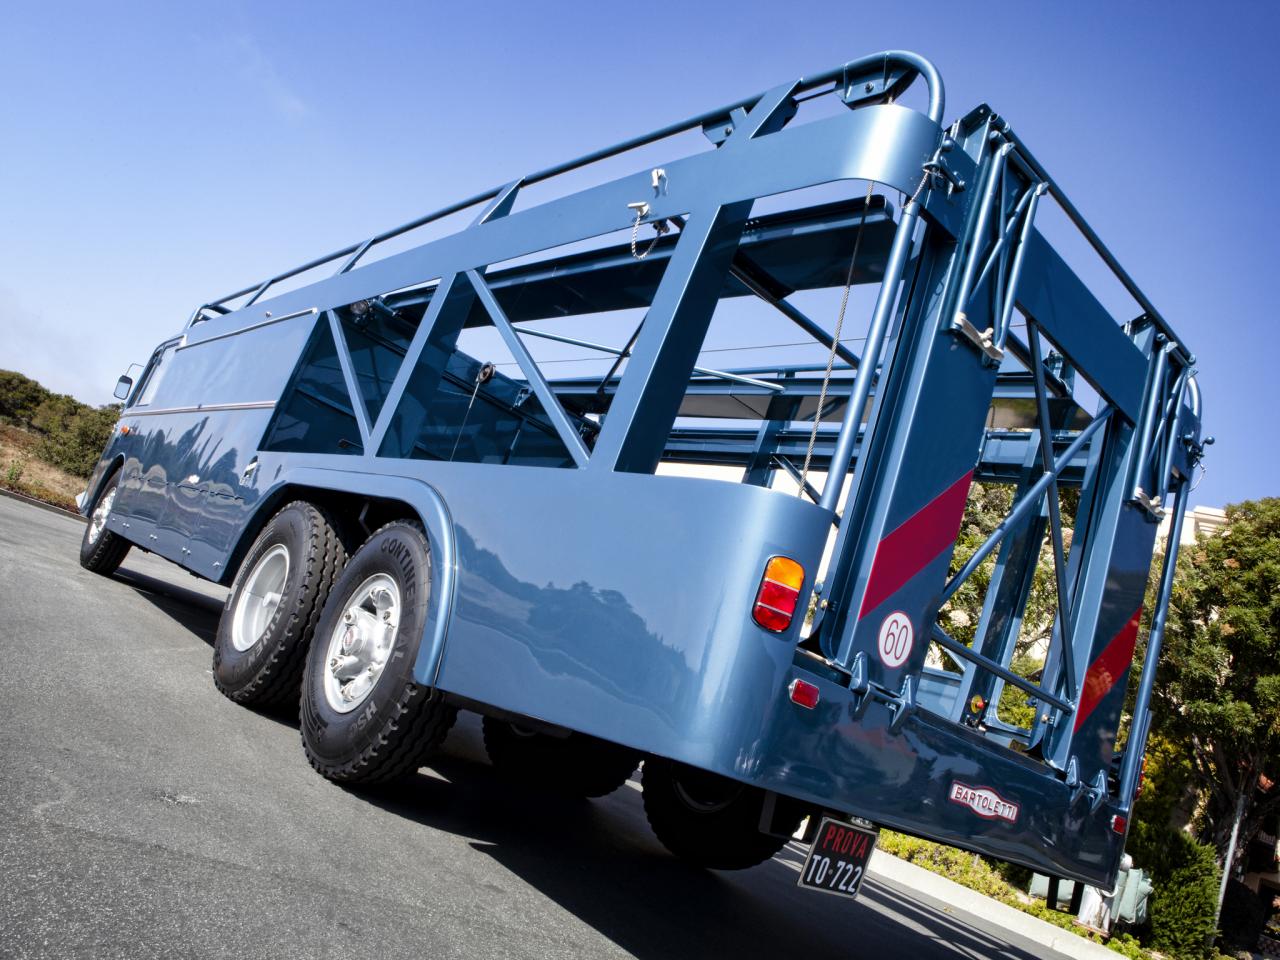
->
[1, 0, 1275, 509]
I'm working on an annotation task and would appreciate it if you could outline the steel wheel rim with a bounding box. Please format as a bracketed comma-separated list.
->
[231, 543, 290, 652]
[88, 486, 116, 546]
[322, 573, 401, 714]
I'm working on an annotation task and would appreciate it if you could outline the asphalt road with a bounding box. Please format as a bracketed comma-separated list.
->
[0, 496, 1075, 960]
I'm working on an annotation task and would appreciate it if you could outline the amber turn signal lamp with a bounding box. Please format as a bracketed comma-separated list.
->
[752, 556, 805, 633]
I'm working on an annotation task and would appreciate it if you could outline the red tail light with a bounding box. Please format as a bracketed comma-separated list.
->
[753, 556, 805, 633]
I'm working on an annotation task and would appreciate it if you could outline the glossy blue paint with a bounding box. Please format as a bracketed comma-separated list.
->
[82, 52, 1205, 891]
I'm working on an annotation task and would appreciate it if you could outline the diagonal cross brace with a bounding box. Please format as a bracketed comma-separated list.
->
[466, 270, 590, 468]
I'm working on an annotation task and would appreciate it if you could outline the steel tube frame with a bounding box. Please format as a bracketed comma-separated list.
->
[932, 625, 1074, 714]
[515, 327, 784, 392]
[1118, 477, 1189, 807]
[1003, 129, 1192, 365]
[1132, 339, 1173, 501]
[466, 271, 590, 467]
[995, 184, 1046, 350]
[818, 200, 923, 513]
[969, 180, 1038, 303]
[1156, 371, 1192, 496]
[726, 258, 862, 368]
[203, 188, 505, 312]
[1026, 318, 1080, 704]
[773, 455, 823, 503]
[665, 211, 863, 368]
[939, 407, 1113, 609]
[947, 144, 1012, 330]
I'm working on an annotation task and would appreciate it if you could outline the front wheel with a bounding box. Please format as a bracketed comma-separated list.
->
[642, 758, 801, 870]
[300, 520, 455, 783]
[79, 470, 131, 575]
[483, 717, 640, 798]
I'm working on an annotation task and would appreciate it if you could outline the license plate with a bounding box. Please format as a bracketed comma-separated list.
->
[797, 816, 878, 899]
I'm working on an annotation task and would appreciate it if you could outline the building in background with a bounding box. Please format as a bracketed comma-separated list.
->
[1159, 505, 1226, 546]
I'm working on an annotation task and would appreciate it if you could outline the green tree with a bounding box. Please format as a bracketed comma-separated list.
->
[940, 481, 1078, 726]
[36, 404, 121, 478]
[0, 369, 51, 426]
[943, 482, 1078, 651]
[1153, 499, 1280, 877]
[30, 392, 85, 435]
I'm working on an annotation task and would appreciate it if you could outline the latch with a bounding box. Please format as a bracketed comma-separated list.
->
[950, 311, 1005, 364]
[241, 457, 259, 485]
[887, 675, 917, 733]
[1132, 487, 1166, 519]
[846, 651, 917, 733]
[921, 149, 967, 197]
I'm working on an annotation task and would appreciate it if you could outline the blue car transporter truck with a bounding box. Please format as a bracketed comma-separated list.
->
[78, 51, 1206, 896]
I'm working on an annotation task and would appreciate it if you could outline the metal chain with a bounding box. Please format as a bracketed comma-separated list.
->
[799, 182, 876, 495]
[630, 204, 668, 261]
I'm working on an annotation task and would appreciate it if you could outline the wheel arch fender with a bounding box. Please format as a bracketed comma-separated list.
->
[81, 453, 127, 517]
[237, 467, 457, 689]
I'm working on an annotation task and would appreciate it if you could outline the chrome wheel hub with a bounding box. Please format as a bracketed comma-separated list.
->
[88, 486, 116, 546]
[231, 544, 290, 652]
[323, 574, 400, 713]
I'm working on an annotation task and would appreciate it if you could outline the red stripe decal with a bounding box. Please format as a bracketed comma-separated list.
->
[1073, 607, 1143, 732]
[858, 470, 974, 619]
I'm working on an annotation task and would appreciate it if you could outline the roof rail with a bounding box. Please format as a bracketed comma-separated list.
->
[198, 51, 944, 317]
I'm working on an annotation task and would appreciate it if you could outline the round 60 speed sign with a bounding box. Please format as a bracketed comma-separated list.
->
[877, 611, 914, 668]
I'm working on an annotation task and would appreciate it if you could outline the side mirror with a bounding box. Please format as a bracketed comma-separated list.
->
[113, 375, 133, 401]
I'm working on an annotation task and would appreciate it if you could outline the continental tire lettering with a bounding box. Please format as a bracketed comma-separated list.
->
[380, 537, 418, 603]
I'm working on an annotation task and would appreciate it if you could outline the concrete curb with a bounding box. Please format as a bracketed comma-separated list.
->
[0, 486, 84, 521]
[868, 852, 1117, 960]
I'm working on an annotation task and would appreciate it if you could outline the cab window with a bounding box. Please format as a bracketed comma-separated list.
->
[134, 343, 178, 407]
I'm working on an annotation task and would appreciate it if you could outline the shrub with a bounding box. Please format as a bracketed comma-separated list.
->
[876, 831, 1011, 899]
[1107, 933, 1148, 958]
[36, 404, 120, 478]
[1126, 821, 1221, 957]
[3, 457, 25, 488]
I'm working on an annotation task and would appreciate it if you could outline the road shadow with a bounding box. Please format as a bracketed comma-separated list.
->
[113, 567, 224, 647]
[112, 565, 307, 727]
[353, 717, 1048, 960]
[93, 561, 1054, 959]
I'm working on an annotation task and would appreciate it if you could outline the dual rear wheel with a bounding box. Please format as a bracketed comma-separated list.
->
[213, 506, 453, 782]
[482, 717, 640, 798]
[212, 499, 797, 869]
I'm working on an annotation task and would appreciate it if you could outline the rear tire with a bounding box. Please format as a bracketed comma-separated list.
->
[212, 501, 346, 708]
[300, 520, 455, 783]
[483, 717, 640, 798]
[79, 470, 131, 575]
[642, 758, 800, 870]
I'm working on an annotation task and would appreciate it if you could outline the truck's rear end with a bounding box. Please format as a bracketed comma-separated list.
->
[83, 51, 1204, 896]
